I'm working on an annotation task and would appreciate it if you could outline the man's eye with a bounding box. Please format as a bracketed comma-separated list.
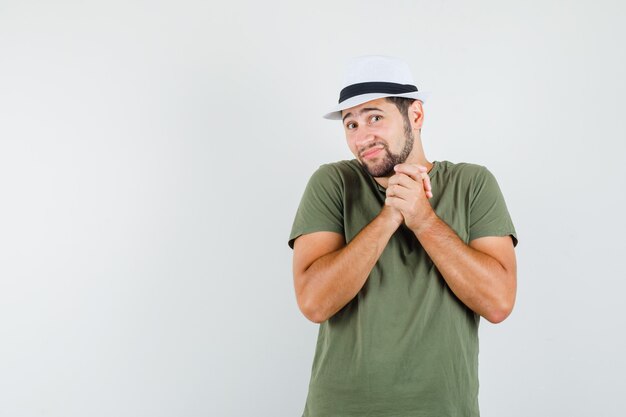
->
[346, 122, 357, 129]
[370, 115, 382, 123]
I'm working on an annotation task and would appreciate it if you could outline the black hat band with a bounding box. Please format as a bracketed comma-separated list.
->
[338, 82, 418, 104]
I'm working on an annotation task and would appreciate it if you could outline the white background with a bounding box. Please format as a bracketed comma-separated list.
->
[1, 1, 625, 416]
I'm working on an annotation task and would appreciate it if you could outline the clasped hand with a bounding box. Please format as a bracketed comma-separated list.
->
[385, 163, 434, 231]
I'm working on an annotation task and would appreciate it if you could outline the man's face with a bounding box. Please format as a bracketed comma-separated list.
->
[341, 98, 415, 178]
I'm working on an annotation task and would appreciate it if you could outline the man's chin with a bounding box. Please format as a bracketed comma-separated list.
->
[361, 160, 394, 178]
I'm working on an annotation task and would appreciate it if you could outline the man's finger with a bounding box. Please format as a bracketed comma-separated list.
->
[385, 195, 410, 213]
[393, 166, 433, 199]
[389, 173, 432, 198]
[386, 182, 414, 200]
[393, 163, 423, 181]
[388, 173, 416, 188]
[390, 171, 428, 188]
[421, 173, 433, 198]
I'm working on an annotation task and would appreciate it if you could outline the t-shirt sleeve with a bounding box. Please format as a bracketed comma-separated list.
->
[288, 164, 345, 249]
[468, 166, 518, 247]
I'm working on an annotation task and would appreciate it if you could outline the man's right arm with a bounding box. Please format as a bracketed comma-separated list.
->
[292, 205, 402, 323]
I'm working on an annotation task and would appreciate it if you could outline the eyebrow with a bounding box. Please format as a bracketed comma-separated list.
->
[342, 107, 384, 122]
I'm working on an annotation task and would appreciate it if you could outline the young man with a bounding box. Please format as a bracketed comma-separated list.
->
[288, 55, 518, 417]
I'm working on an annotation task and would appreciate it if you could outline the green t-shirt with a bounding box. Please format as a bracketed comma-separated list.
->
[288, 159, 518, 417]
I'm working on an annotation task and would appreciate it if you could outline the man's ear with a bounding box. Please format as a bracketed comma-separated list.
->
[408, 100, 424, 130]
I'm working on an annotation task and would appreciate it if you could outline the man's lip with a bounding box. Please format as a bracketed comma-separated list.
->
[361, 147, 383, 159]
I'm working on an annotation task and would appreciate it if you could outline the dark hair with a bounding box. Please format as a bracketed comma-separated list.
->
[385, 96, 419, 134]
[385, 96, 416, 117]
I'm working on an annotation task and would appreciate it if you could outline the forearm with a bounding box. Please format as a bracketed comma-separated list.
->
[301, 210, 400, 323]
[413, 214, 515, 323]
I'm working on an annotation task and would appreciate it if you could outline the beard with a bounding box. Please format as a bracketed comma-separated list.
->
[359, 127, 415, 177]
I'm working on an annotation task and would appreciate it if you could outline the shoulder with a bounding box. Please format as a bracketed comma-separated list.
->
[435, 160, 494, 184]
[315, 159, 362, 176]
[308, 159, 365, 187]
[434, 161, 504, 201]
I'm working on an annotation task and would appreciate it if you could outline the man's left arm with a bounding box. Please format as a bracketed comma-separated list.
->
[386, 164, 517, 323]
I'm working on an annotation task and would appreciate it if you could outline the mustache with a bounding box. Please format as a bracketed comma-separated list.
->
[359, 142, 388, 157]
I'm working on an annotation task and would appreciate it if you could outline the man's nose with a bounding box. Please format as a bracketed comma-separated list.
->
[355, 127, 375, 149]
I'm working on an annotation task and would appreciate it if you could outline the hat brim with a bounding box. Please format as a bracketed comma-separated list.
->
[323, 91, 429, 120]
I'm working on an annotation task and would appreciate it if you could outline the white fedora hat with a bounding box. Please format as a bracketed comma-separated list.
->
[323, 55, 428, 120]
